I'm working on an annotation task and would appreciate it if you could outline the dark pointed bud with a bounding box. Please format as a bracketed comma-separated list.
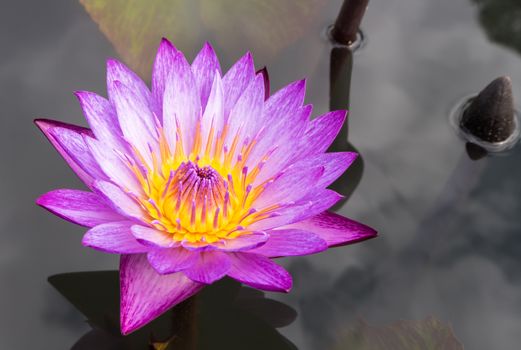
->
[331, 0, 369, 46]
[460, 76, 516, 143]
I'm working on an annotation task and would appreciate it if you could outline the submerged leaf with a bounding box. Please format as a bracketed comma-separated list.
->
[334, 317, 464, 350]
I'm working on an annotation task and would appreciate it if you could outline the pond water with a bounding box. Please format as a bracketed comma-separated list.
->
[1, 0, 521, 348]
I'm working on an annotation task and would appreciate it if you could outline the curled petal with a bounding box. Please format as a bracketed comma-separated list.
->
[227, 252, 292, 292]
[36, 189, 123, 227]
[82, 221, 150, 254]
[120, 254, 203, 334]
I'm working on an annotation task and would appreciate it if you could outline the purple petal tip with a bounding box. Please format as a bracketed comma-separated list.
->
[159, 37, 176, 50]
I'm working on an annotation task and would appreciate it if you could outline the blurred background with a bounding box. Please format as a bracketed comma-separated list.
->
[1, 0, 521, 348]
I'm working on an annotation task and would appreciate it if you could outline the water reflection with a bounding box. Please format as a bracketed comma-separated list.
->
[329, 46, 364, 205]
[49, 272, 297, 349]
[472, 0, 521, 56]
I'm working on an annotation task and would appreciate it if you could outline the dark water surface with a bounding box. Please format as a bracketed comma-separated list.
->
[1, 0, 521, 348]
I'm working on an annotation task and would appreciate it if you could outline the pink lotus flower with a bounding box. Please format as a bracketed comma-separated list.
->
[36, 39, 376, 334]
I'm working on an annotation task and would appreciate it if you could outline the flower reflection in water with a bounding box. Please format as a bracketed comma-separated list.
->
[49, 272, 297, 349]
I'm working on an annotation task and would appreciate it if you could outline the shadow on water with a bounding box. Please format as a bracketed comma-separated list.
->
[48, 272, 297, 350]
[328, 46, 364, 208]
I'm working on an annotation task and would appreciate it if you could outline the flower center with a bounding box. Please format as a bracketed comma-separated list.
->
[124, 121, 278, 244]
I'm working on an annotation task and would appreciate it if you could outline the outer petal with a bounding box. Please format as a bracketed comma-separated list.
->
[47, 126, 108, 182]
[250, 229, 327, 258]
[191, 42, 222, 109]
[152, 38, 179, 114]
[36, 189, 123, 227]
[35, 119, 99, 187]
[285, 211, 377, 247]
[120, 254, 203, 334]
[147, 247, 197, 274]
[75, 91, 128, 152]
[254, 165, 324, 209]
[111, 81, 158, 167]
[256, 67, 270, 100]
[249, 189, 342, 231]
[162, 51, 201, 153]
[227, 252, 292, 292]
[222, 52, 255, 117]
[200, 71, 224, 153]
[212, 231, 269, 252]
[290, 152, 358, 190]
[183, 251, 231, 284]
[131, 225, 178, 248]
[225, 74, 265, 151]
[106, 58, 158, 115]
[295, 189, 343, 222]
[82, 221, 150, 253]
[92, 181, 144, 220]
[264, 80, 306, 122]
[249, 105, 312, 185]
[299, 110, 347, 158]
[85, 136, 143, 194]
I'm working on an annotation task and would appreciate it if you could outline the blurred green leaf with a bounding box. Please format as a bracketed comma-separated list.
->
[80, 0, 328, 78]
[80, 0, 201, 79]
